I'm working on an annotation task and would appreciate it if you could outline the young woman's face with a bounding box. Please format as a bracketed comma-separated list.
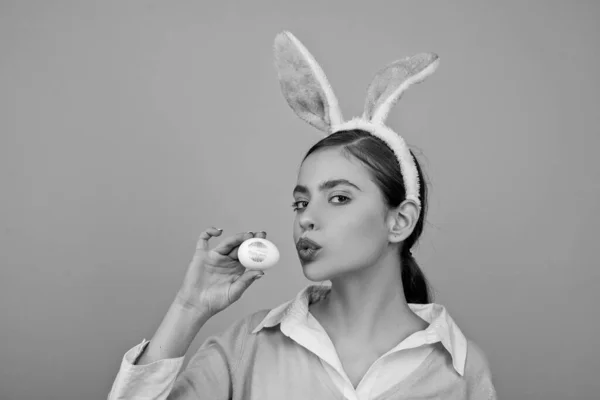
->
[292, 147, 391, 281]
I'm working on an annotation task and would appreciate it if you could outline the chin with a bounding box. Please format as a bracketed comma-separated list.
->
[300, 259, 337, 282]
[300, 260, 324, 280]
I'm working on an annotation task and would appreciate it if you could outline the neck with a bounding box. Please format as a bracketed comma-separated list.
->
[311, 249, 425, 341]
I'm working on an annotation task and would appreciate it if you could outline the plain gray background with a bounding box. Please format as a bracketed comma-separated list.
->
[1, 1, 599, 399]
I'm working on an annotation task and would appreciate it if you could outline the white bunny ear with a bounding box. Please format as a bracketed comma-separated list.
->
[363, 53, 439, 125]
[273, 31, 343, 133]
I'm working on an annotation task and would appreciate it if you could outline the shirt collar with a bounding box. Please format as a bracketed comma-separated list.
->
[252, 283, 467, 375]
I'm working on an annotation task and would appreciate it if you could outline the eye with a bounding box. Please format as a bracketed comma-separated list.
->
[291, 200, 308, 212]
[330, 195, 350, 204]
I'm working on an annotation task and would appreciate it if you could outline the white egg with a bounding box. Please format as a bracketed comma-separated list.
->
[238, 238, 280, 271]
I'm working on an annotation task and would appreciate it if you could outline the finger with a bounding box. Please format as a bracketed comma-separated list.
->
[254, 231, 267, 239]
[228, 270, 264, 303]
[214, 231, 254, 256]
[195, 227, 224, 252]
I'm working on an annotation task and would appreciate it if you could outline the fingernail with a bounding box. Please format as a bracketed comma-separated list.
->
[213, 227, 223, 231]
[254, 273, 264, 280]
[258, 231, 266, 234]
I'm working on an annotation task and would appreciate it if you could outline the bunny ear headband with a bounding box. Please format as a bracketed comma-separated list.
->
[273, 31, 439, 209]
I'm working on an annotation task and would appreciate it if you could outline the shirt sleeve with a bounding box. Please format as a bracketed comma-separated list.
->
[107, 313, 255, 400]
[107, 339, 186, 400]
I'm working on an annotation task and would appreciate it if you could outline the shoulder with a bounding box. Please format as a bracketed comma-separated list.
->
[242, 308, 272, 333]
[196, 309, 271, 349]
[463, 339, 498, 399]
[215, 308, 272, 340]
[464, 338, 493, 377]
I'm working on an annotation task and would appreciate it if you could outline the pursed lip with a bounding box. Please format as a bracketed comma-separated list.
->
[296, 237, 322, 251]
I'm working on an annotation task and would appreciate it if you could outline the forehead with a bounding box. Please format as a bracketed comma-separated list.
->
[296, 148, 372, 187]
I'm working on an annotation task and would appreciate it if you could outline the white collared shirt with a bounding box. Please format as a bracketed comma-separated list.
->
[252, 283, 468, 400]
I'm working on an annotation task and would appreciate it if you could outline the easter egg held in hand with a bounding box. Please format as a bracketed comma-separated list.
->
[238, 238, 280, 270]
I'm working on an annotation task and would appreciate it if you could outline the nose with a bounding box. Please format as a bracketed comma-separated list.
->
[299, 219, 315, 231]
[298, 207, 317, 231]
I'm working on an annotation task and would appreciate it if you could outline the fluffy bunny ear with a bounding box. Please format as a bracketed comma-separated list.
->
[363, 53, 439, 125]
[273, 31, 343, 133]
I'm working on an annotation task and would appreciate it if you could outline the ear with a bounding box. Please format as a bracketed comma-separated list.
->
[273, 31, 343, 133]
[363, 53, 439, 125]
[387, 199, 420, 243]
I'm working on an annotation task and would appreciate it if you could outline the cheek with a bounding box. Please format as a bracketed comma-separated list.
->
[327, 235, 384, 274]
[339, 210, 384, 241]
[331, 211, 386, 256]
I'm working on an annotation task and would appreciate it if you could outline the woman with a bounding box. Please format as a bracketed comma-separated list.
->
[108, 31, 497, 399]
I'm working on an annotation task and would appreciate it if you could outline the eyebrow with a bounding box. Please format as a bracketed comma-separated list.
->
[292, 179, 362, 196]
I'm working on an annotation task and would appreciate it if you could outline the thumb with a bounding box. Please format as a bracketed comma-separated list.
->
[229, 270, 264, 302]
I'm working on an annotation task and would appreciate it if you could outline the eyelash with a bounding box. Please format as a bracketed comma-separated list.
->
[291, 195, 350, 212]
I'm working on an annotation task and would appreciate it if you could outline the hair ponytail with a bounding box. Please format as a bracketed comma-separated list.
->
[400, 247, 431, 304]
